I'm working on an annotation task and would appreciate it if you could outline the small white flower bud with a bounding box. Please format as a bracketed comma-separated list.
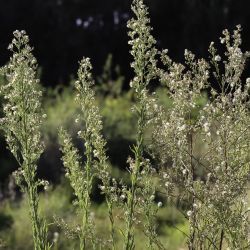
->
[165, 182, 169, 187]
[179, 124, 186, 131]
[163, 173, 168, 179]
[53, 232, 59, 243]
[246, 78, 250, 88]
[150, 195, 155, 201]
[120, 194, 126, 200]
[220, 38, 225, 44]
[214, 55, 221, 62]
[193, 203, 198, 209]
[204, 122, 209, 132]
[157, 202, 163, 208]
[8, 44, 13, 50]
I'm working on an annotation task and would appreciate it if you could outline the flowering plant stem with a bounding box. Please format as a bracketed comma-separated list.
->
[124, 108, 144, 250]
[80, 134, 92, 250]
[1, 30, 49, 250]
[60, 57, 117, 249]
[124, 0, 158, 248]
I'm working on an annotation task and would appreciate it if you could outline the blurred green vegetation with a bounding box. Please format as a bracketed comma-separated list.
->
[0, 180, 188, 250]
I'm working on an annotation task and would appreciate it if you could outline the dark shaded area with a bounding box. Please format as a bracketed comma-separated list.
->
[107, 137, 134, 169]
[0, 138, 17, 183]
[0, 213, 13, 231]
[0, 0, 250, 87]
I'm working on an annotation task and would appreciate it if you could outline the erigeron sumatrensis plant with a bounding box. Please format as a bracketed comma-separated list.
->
[123, 0, 164, 249]
[151, 24, 250, 249]
[152, 46, 211, 249]
[0, 30, 50, 250]
[59, 57, 117, 250]
[199, 26, 250, 249]
[0, 1, 249, 249]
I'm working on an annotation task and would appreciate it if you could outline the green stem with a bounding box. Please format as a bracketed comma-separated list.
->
[107, 201, 116, 250]
[80, 133, 92, 250]
[20, 69, 46, 250]
[124, 104, 144, 250]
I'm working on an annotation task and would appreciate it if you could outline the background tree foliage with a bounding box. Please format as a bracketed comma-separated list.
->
[0, 0, 250, 86]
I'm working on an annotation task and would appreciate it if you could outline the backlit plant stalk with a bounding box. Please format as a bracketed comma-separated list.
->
[59, 129, 95, 250]
[0, 30, 49, 250]
[76, 58, 117, 250]
[125, 0, 158, 249]
[59, 58, 116, 250]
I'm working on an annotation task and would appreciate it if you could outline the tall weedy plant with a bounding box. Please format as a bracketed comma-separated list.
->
[200, 26, 250, 249]
[153, 47, 209, 249]
[59, 58, 116, 250]
[152, 26, 250, 249]
[124, 0, 162, 249]
[0, 30, 49, 250]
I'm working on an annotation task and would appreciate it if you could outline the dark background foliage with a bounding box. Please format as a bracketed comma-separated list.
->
[0, 0, 250, 87]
